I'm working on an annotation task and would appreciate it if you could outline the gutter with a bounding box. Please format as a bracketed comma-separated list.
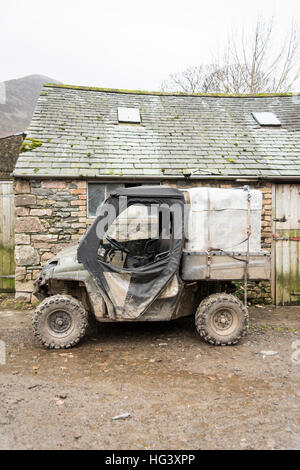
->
[12, 173, 300, 182]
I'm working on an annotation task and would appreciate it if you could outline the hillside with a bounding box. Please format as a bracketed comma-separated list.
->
[0, 74, 60, 138]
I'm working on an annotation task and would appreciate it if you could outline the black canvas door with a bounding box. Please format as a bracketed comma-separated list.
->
[78, 186, 185, 319]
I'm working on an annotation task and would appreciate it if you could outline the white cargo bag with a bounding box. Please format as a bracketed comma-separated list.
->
[183, 187, 262, 252]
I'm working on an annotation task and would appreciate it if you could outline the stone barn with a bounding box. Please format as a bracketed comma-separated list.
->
[13, 84, 300, 304]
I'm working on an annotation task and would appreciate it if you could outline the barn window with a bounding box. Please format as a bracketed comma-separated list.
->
[117, 107, 141, 124]
[252, 112, 281, 126]
[87, 182, 159, 217]
[87, 183, 119, 217]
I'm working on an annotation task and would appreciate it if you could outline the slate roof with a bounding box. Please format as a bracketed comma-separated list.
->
[14, 84, 300, 179]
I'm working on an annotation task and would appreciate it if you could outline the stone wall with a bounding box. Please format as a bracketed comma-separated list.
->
[0, 134, 24, 179]
[14, 179, 87, 302]
[14, 177, 273, 304]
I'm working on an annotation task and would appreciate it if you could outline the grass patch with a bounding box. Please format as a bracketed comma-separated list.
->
[0, 293, 34, 310]
[252, 323, 300, 334]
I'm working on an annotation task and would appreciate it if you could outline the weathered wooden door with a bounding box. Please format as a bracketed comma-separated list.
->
[275, 184, 300, 305]
[0, 181, 15, 292]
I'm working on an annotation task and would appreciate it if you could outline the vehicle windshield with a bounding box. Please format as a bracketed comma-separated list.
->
[97, 201, 172, 269]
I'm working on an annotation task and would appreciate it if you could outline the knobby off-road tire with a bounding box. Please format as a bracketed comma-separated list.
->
[195, 293, 249, 346]
[32, 294, 89, 349]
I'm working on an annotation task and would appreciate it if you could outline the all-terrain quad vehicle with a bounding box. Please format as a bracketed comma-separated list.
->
[33, 186, 270, 349]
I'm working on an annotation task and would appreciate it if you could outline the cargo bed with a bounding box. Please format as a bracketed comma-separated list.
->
[181, 250, 271, 281]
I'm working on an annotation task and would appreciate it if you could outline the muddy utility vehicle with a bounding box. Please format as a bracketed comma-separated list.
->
[33, 186, 270, 349]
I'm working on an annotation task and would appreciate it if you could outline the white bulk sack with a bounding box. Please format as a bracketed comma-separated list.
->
[183, 187, 262, 252]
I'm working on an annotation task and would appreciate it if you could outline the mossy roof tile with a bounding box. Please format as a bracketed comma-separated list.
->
[14, 84, 300, 178]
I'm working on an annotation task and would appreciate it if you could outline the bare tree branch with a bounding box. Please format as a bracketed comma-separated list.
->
[161, 16, 300, 94]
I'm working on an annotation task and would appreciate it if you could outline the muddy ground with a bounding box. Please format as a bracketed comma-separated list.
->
[0, 305, 300, 450]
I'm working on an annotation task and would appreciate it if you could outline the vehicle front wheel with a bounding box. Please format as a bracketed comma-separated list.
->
[32, 294, 89, 349]
[195, 293, 249, 346]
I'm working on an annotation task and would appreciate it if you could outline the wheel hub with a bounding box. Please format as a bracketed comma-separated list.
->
[48, 310, 72, 334]
[212, 309, 233, 330]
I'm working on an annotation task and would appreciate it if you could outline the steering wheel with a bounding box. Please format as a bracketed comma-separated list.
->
[144, 239, 158, 255]
[105, 235, 130, 254]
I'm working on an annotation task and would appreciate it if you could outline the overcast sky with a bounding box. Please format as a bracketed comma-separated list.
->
[1, 0, 300, 90]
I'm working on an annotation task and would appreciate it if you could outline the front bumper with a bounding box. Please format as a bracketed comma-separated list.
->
[33, 262, 56, 296]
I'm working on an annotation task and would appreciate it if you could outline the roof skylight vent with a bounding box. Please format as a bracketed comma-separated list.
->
[252, 112, 281, 126]
[118, 107, 141, 124]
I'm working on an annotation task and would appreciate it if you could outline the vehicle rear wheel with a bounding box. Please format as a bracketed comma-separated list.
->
[32, 294, 88, 349]
[195, 293, 249, 345]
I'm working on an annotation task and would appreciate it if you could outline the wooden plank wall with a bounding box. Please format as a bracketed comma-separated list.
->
[0, 181, 15, 292]
[275, 184, 300, 305]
